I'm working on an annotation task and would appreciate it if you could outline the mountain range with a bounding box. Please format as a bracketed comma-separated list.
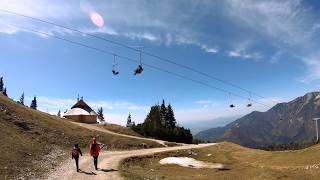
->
[195, 92, 320, 148]
[183, 116, 238, 135]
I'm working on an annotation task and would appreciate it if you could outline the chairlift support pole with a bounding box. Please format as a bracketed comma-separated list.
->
[313, 118, 320, 142]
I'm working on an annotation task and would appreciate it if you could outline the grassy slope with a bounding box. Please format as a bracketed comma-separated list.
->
[0, 95, 163, 179]
[96, 123, 142, 137]
[120, 142, 320, 179]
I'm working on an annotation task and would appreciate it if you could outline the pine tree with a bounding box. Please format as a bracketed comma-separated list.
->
[3, 87, 7, 97]
[0, 77, 3, 92]
[147, 105, 162, 128]
[167, 104, 176, 129]
[57, 110, 61, 117]
[160, 99, 167, 127]
[131, 101, 193, 143]
[19, 92, 25, 105]
[126, 113, 132, 127]
[30, 96, 37, 110]
[97, 107, 104, 122]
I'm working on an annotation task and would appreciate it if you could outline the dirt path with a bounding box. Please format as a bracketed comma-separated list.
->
[72, 122, 168, 146]
[47, 143, 217, 180]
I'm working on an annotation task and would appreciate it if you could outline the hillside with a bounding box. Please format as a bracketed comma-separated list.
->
[121, 142, 320, 179]
[196, 92, 320, 148]
[0, 94, 163, 179]
[97, 123, 143, 137]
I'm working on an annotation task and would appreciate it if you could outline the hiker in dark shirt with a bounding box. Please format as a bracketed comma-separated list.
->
[71, 144, 83, 172]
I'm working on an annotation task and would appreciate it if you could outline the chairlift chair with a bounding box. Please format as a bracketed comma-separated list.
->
[279, 115, 283, 121]
[134, 65, 143, 75]
[112, 55, 119, 75]
[134, 50, 144, 75]
[228, 93, 236, 108]
[112, 68, 119, 75]
[247, 94, 252, 107]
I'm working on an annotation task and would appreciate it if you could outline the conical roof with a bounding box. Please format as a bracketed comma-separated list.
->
[65, 99, 97, 116]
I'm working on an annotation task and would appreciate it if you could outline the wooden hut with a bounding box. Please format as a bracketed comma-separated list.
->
[63, 98, 97, 124]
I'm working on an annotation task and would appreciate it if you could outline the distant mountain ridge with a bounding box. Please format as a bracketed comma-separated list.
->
[183, 116, 238, 135]
[195, 92, 320, 148]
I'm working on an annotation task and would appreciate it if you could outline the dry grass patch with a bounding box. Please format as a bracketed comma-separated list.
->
[96, 123, 142, 137]
[120, 142, 320, 180]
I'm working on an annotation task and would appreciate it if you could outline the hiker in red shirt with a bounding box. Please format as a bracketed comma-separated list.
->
[71, 144, 83, 172]
[90, 137, 102, 170]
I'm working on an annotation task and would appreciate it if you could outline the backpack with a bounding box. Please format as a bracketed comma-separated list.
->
[91, 143, 97, 151]
[90, 144, 99, 156]
[72, 148, 79, 156]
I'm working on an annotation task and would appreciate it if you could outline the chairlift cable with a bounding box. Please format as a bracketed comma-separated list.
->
[0, 9, 272, 101]
[4, 22, 272, 108]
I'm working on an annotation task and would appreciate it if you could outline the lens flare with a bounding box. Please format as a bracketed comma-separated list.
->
[90, 12, 104, 28]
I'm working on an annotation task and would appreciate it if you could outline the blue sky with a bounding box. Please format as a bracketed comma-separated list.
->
[1, 0, 320, 126]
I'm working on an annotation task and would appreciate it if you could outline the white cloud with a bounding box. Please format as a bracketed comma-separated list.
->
[225, 0, 320, 79]
[227, 49, 262, 60]
[25, 96, 75, 111]
[1, 0, 320, 80]
[178, 96, 281, 123]
[80, 26, 119, 36]
[228, 51, 241, 57]
[299, 53, 320, 82]
[257, 97, 284, 107]
[124, 32, 160, 42]
[226, 40, 262, 60]
[195, 100, 217, 108]
[176, 105, 253, 123]
[29, 95, 283, 125]
[226, 0, 311, 45]
[0, 0, 79, 35]
[25, 96, 148, 124]
[201, 45, 218, 53]
[105, 112, 146, 125]
[0, 0, 221, 54]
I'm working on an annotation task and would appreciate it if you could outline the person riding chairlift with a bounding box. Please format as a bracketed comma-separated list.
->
[134, 65, 143, 75]
[112, 66, 119, 75]
[112, 70, 119, 75]
[112, 55, 119, 75]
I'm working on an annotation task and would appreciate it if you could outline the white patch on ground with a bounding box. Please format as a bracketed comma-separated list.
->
[159, 157, 224, 169]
